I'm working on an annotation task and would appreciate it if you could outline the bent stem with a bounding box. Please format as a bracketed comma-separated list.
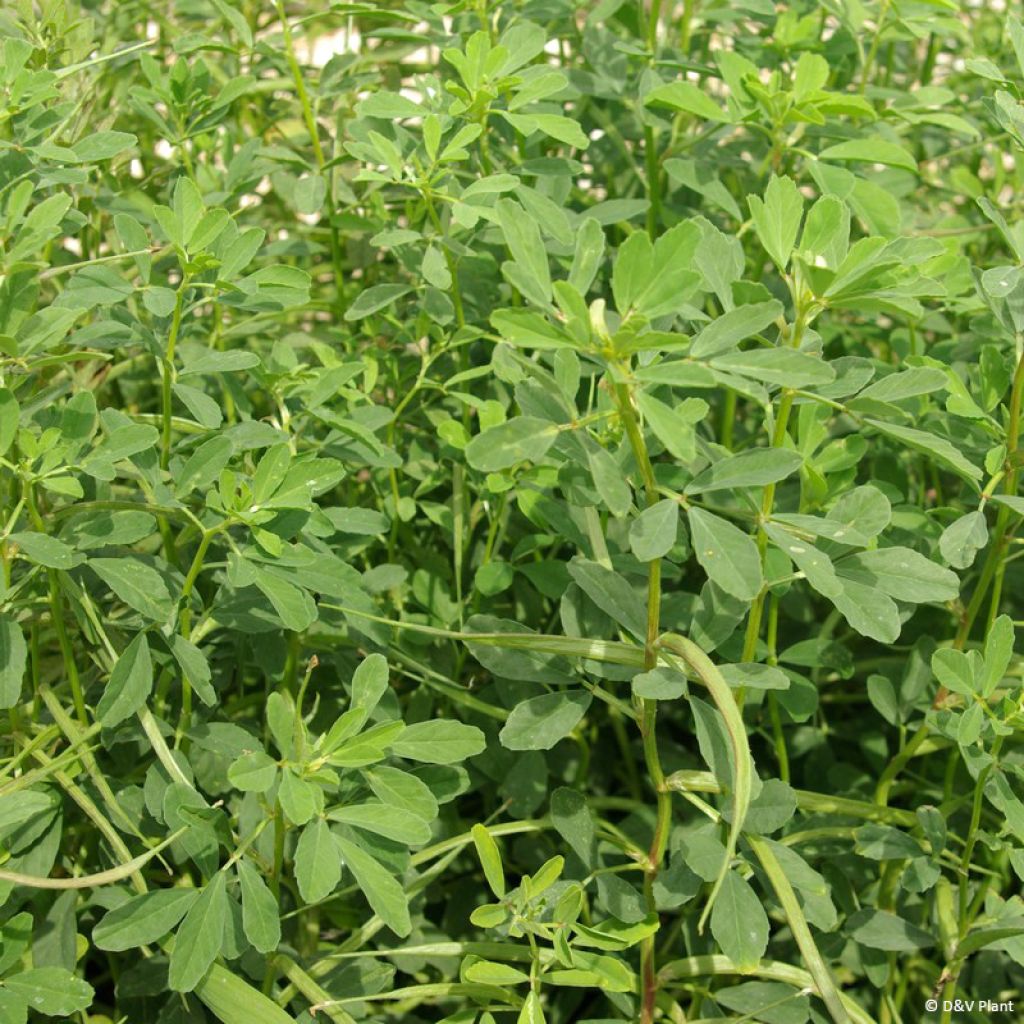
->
[0, 826, 186, 889]
[659, 955, 876, 1024]
[657, 634, 752, 933]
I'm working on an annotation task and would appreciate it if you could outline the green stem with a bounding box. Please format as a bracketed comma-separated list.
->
[720, 389, 737, 450]
[643, 126, 660, 236]
[919, 33, 939, 86]
[275, 0, 344, 307]
[178, 527, 216, 638]
[739, 308, 806, 685]
[957, 733, 1004, 929]
[646, 0, 663, 48]
[659, 955, 876, 1024]
[38, 247, 158, 280]
[160, 280, 188, 472]
[263, 804, 288, 995]
[614, 376, 669, 1024]
[38, 683, 147, 842]
[679, 0, 696, 51]
[423, 192, 465, 329]
[859, 0, 891, 93]
[276, 2, 325, 168]
[982, 346, 1024, 626]
[740, 389, 796, 671]
[765, 594, 789, 780]
[25, 483, 87, 724]
[174, 525, 219, 743]
[944, 344, 1023, 687]
[747, 835, 851, 1024]
[667, 770, 917, 826]
[938, 977, 957, 1024]
[47, 571, 86, 723]
[641, 0, 663, 235]
[875, 722, 930, 806]
[874, 347, 1024, 816]
[527, 931, 541, 995]
[294, 655, 317, 762]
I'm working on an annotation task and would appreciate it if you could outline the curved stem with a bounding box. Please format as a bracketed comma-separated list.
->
[658, 634, 752, 932]
[659, 955, 877, 1024]
[875, 722, 930, 806]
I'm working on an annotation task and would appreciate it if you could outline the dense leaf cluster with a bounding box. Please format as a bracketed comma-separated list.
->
[0, 2, 1023, 1023]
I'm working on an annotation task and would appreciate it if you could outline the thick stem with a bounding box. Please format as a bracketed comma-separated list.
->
[747, 835, 851, 1024]
[646, 0, 663, 49]
[659, 955, 875, 1024]
[679, 0, 696, 51]
[919, 33, 939, 87]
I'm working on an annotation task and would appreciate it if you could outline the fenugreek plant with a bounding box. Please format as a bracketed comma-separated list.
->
[1, 2, 1023, 1024]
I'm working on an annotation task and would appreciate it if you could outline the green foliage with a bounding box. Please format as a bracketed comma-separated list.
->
[1, 1, 1024, 1023]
